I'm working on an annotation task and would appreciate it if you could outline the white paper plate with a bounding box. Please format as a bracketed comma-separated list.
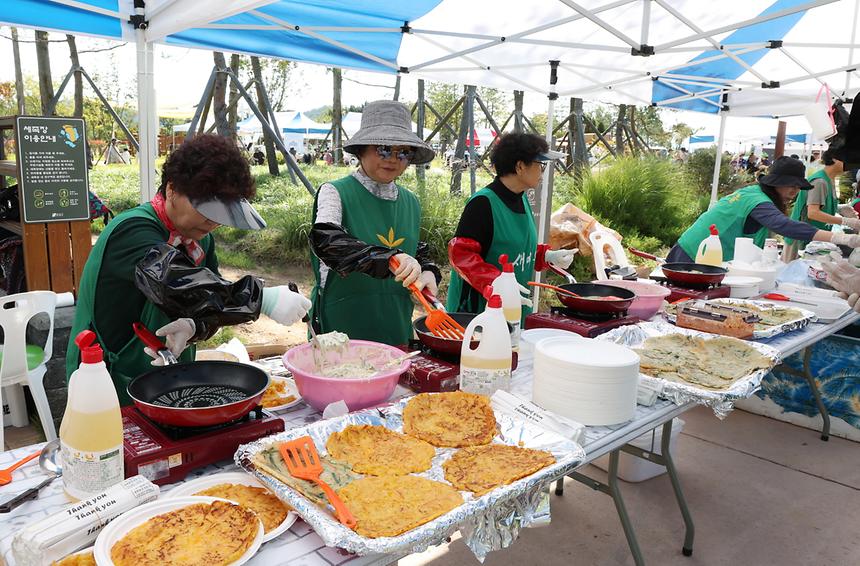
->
[166, 472, 297, 542]
[94, 496, 264, 566]
[262, 375, 302, 411]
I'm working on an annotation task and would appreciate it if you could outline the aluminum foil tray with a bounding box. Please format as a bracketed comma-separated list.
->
[597, 320, 781, 418]
[235, 395, 585, 560]
[662, 298, 816, 339]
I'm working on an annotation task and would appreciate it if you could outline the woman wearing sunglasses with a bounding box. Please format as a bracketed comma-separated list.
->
[447, 132, 575, 323]
[309, 100, 441, 345]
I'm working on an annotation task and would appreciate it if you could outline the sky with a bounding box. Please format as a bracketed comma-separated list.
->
[0, 27, 816, 153]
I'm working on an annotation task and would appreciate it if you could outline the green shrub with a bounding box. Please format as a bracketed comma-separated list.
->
[684, 148, 752, 198]
[574, 156, 700, 245]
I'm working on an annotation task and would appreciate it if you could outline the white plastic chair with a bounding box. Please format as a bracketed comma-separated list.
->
[0, 291, 58, 449]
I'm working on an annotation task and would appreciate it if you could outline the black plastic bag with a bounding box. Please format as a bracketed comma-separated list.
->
[134, 243, 263, 340]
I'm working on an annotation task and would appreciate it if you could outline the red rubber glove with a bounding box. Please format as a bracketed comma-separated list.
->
[448, 237, 501, 296]
[534, 243, 551, 272]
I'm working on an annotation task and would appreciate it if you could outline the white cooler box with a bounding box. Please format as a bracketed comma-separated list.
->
[593, 418, 684, 482]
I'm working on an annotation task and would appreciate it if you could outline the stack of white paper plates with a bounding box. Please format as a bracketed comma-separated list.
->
[532, 337, 640, 426]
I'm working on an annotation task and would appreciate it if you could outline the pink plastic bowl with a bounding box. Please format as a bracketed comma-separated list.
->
[282, 340, 410, 413]
[595, 280, 671, 320]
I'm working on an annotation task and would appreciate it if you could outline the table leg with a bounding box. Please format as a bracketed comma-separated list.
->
[660, 420, 695, 556]
[569, 450, 646, 566]
[554, 477, 564, 496]
[775, 347, 830, 441]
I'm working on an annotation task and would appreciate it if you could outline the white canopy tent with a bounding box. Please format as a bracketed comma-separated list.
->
[5, 0, 860, 301]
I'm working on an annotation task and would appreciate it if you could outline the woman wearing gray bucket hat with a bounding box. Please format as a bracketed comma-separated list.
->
[309, 100, 441, 345]
[667, 155, 860, 264]
[68, 135, 311, 403]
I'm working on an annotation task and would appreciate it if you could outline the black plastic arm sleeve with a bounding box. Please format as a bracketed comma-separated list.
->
[415, 241, 442, 284]
[309, 222, 400, 279]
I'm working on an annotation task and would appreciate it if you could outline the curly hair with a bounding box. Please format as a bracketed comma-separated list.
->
[158, 134, 255, 200]
[489, 133, 549, 176]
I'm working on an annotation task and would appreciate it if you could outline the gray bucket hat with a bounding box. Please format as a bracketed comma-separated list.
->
[343, 100, 435, 165]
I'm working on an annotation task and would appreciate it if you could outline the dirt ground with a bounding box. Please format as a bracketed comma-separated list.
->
[218, 263, 315, 348]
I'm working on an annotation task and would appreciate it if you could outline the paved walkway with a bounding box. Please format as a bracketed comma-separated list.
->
[400, 407, 860, 566]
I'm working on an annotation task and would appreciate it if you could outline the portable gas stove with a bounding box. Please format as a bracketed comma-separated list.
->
[397, 340, 519, 393]
[651, 278, 731, 303]
[524, 306, 640, 338]
[122, 405, 284, 485]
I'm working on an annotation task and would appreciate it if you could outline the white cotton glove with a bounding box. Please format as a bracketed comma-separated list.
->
[414, 270, 439, 296]
[390, 253, 421, 288]
[261, 285, 312, 326]
[842, 217, 860, 231]
[838, 204, 859, 218]
[846, 293, 860, 313]
[831, 233, 860, 248]
[545, 248, 577, 269]
[517, 283, 534, 308]
[144, 318, 195, 366]
[821, 259, 860, 297]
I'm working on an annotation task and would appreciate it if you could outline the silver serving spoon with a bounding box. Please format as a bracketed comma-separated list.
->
[0, 438, 62, 513]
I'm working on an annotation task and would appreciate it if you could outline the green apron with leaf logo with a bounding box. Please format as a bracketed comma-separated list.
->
[309, 176, 420, 345]
[446, 187, 537, 324]
[66, 204, 200, 405]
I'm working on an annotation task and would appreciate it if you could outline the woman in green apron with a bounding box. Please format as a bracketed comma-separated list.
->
[784, 150, 860, 260]
[666, 156, 860, 265]
[309, 101, 441, 345]
[67, 135, 311, 405]
[446, 133, 575, 322]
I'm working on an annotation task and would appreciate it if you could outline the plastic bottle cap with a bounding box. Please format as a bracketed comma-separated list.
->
[709, 224, 719, 236]
[75, 330, 104, 364]
[487, 294, 503, 308]
[498, 254, 514, 273]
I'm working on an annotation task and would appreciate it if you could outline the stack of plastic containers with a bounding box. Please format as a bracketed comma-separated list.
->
[532, 337, 640, 426]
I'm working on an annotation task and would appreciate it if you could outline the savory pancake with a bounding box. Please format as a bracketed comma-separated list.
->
[194, 483, 290, 533]
[326, 425, 435, 475]
[402, 392, 497, 447]
[261, 379, 296, 408]
[338, 476, 463, 538]
[634, 334, 772, 390]
[443, 444, 555, 495]
[110, 500, 259, 566]
[52, 552, 95, 566]
[253, 447, 360, 507]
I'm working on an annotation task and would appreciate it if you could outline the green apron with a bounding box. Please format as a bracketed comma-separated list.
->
[786, 169, 836, 246]
[67, 204, 201, 405]
[677, 184, 773, 262]
[309, 175, 420, 345]
[446, 186, 537, 324]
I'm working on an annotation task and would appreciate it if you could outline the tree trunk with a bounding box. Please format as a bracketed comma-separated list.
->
[251, 56, 279, 175]
[212, 52, 230, 137]
[513, 90, 524, 133]
[66, 35, 83, 117]
[35, 30, 54, 116]
[228, 54, 240, 141]
[332, 68, 343, 165]
[393, 75, 401, 101]
[615, 104, 627, 156]
[11, 28, 25, 114]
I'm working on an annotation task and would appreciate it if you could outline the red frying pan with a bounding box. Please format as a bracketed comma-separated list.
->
[128, 323, 269, 427]
[628, 247, 727, 286]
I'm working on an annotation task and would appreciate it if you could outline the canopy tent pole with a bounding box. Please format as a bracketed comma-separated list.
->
[709, 111, 728, 207]
[845, 0, 860, 94]
[533, 61, 560, 308]
[134, 1, 157, 203]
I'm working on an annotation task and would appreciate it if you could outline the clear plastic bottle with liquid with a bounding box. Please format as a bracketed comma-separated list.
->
[491, 254, 523, 350]
[60, 331, 124, 501]
[459, 286, 513, 396]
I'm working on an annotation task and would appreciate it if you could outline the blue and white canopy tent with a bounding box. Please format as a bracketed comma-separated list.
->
[4, 0, 860, 271]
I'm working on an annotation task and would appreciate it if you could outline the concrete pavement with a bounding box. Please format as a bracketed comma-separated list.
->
[400, 406, 860, 566]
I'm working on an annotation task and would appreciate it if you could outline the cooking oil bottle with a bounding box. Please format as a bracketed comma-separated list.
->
[695, 224, 724, 266]
[491, 254, 523, 350]
[459, 286, 513, 396]
[60, 331, 123, 501]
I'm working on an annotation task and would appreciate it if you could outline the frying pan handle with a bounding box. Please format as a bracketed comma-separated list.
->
[133, 322, 166, 352]
[628, 247, 665, 263]
[421, 288, 445, 311]
[287, 282, 310, 323]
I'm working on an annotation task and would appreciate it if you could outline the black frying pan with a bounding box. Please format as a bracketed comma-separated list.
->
[553, 282, 636, 314]
[661, 262, 727, 286]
